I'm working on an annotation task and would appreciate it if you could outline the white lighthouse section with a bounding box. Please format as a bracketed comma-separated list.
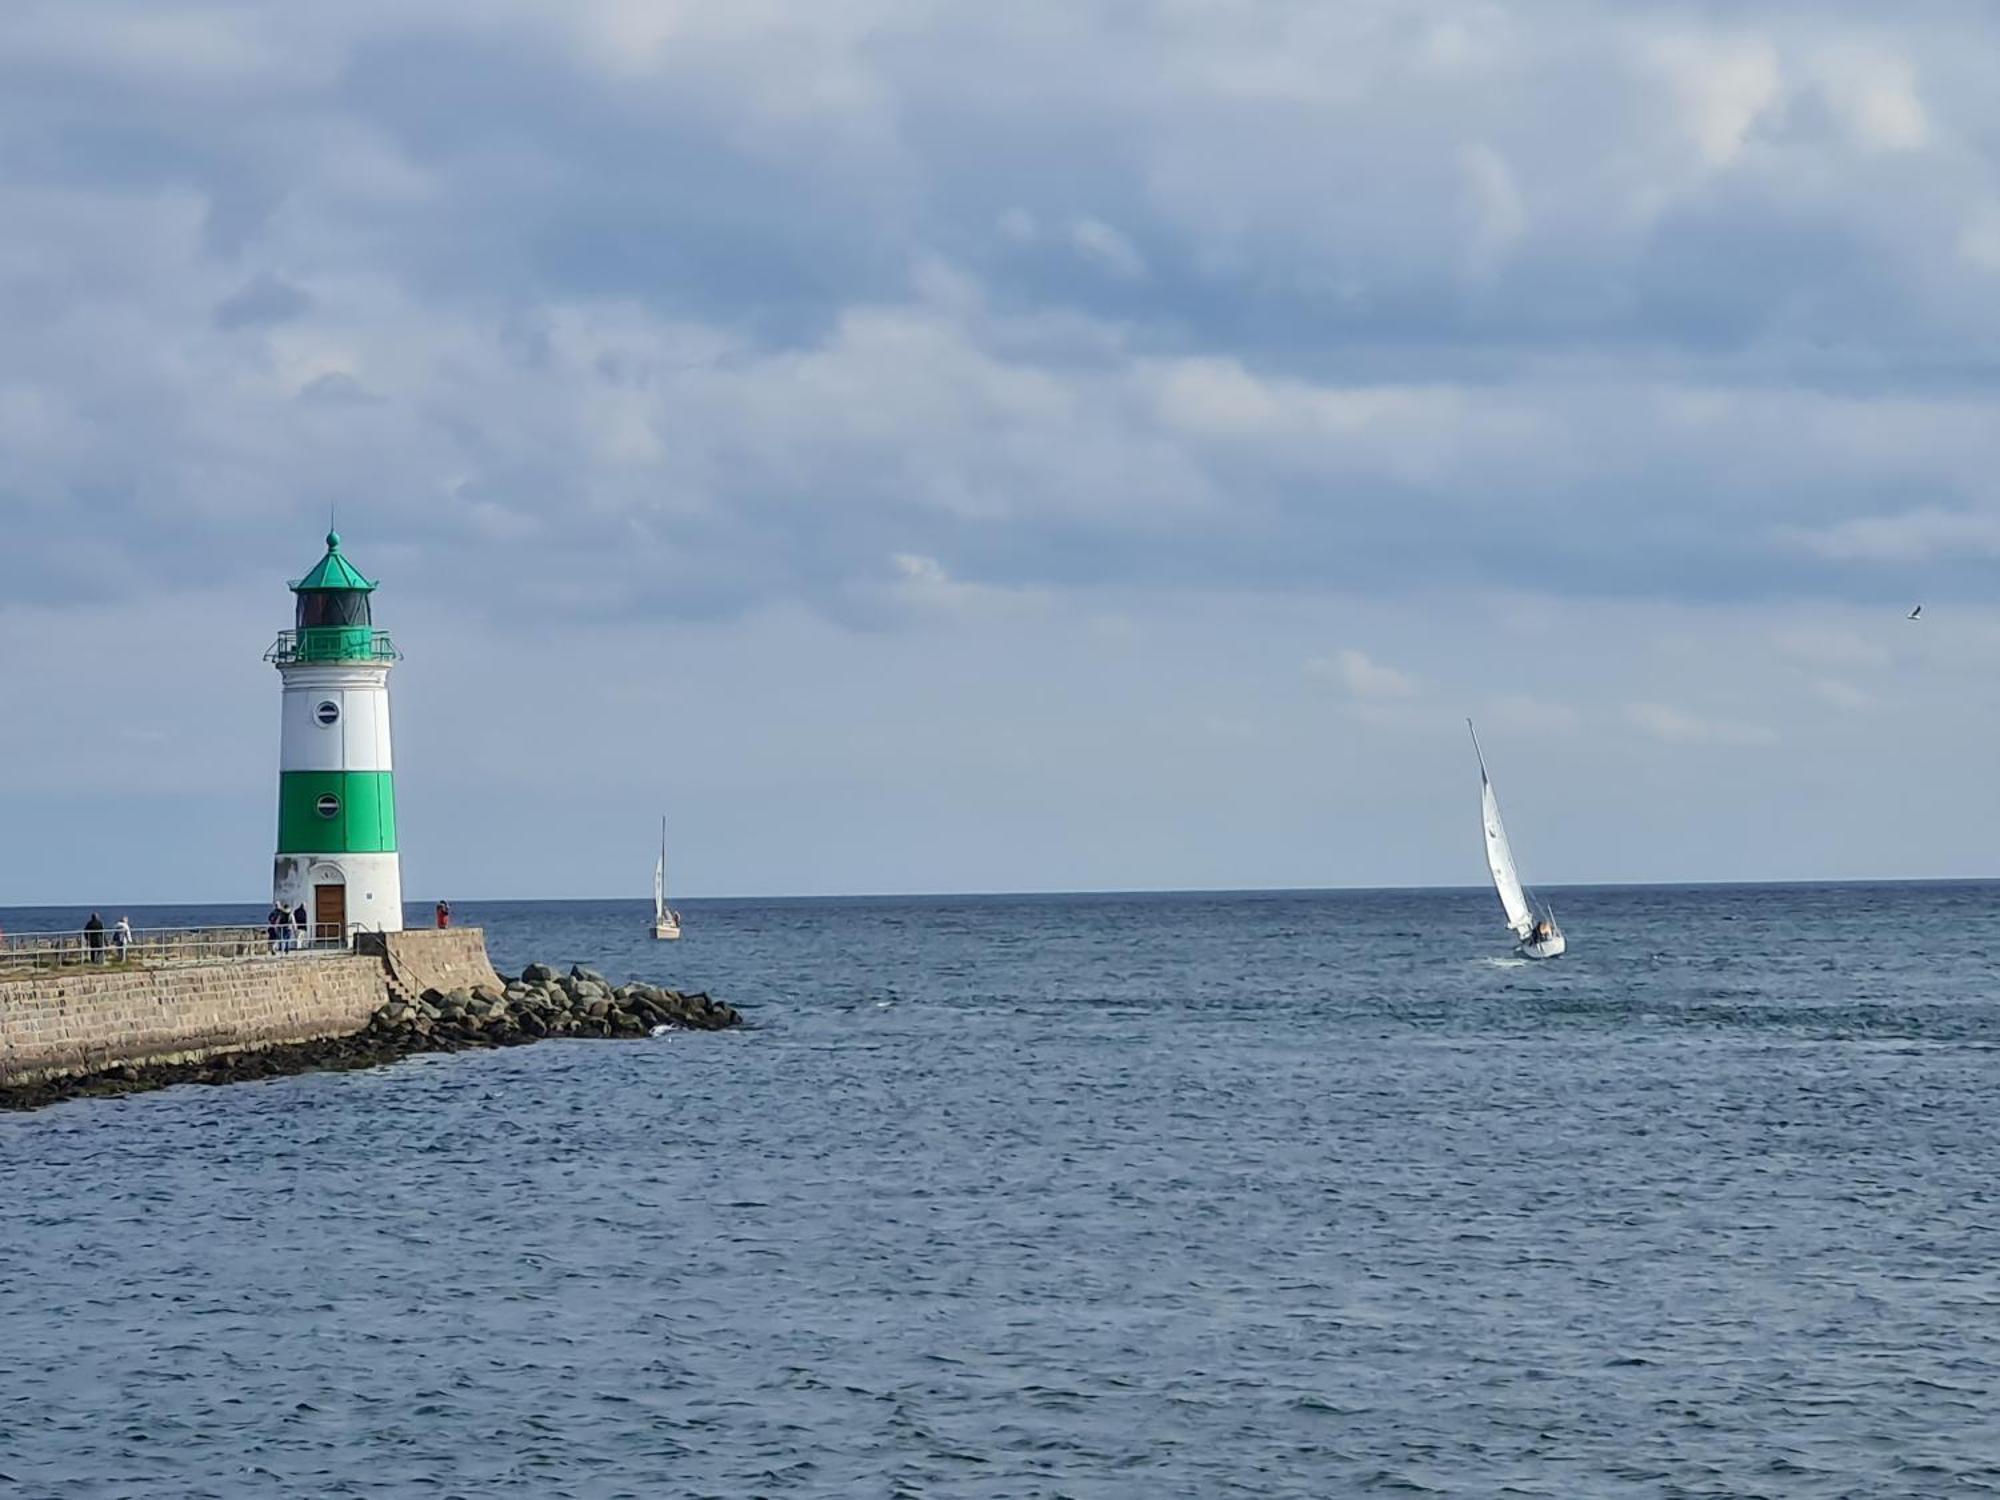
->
[278, 663, 394, 773]
[273, 657, 405, 935]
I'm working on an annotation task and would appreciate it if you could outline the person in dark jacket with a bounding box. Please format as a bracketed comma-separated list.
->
[267, 905, 283, 953]
[84, 912, 105, 963]
[294, 902, 310, 947]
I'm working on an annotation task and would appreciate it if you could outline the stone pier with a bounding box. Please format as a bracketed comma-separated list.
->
[0, 928, 490, 1087]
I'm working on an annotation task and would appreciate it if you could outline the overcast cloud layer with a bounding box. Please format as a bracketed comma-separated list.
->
[4, 0, 2000, 903]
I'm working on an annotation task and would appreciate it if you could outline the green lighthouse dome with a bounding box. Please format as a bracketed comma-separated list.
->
[272, 530, 397, 663]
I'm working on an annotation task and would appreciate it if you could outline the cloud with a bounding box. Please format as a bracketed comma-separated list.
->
[214, 272, 311, 330]
[1790, 508, 2000, 563]
[1308, 649, 1420, 701]
[1068, 218, 1148, 280]
[1811, 677, 1874, 710]
[844, 551, 1047, 627]
[1625, 701, 1778, 747]
[1646, 34, 1783, 169]
[1810, 44, 1930, 153]
[6, 5, 2000, 628]
[1482, 693, 1581, 736]
[1459, 143, 1527, 277]
[1773, 625, 1891, 669]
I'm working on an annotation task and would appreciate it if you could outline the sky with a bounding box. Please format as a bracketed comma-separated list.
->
[4, 0, 2000, 904]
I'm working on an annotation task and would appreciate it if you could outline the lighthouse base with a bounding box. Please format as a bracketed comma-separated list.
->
[273, 852, 405, 941]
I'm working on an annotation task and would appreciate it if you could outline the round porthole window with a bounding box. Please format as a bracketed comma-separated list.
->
[316, 794, 341, 819]
[315, 700, 340, 727]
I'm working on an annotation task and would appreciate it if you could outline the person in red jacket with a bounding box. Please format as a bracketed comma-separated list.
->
[435, 900, 451, 929]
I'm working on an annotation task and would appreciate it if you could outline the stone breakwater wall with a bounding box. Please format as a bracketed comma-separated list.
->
[0, 927, 743, 1104]
[0, 950, 390, 1085]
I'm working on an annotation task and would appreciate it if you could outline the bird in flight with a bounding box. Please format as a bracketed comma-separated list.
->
[1908, 605, 1923, 620]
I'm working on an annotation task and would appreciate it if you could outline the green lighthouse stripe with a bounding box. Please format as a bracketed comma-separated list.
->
[277, 771, 398, 854]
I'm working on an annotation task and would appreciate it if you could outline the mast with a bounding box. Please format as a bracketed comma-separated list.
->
[654, 815, 666, 921]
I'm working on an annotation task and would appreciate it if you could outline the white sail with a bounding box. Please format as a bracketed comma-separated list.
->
[1470, 722, 1535, 939]
[1480, 774, 1535, 938]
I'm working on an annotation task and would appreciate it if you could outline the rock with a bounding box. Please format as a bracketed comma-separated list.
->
[584, 998, 612, 1019]
[472, 984, 503, 1006]
[522, 962, 557, 983]
[570, 964, 607, 985]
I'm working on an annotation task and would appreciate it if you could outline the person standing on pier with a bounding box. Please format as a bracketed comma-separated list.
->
[294, 902, 310, 948]
[84, 912, 105, 963]
[435, 900, 450, 929]
[113, 916, 132, 962]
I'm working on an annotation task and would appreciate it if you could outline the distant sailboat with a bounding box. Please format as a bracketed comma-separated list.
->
[651, 816, 682, 941]
[1469, 720, 1565, 960]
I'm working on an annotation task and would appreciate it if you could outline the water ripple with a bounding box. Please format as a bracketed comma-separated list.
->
[6, 884, 2000, 1495]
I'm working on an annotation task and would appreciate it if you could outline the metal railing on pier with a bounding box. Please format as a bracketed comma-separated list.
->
[0, 924, 353, 977]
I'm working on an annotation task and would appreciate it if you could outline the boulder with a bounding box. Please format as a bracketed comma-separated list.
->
[522, 962, 557, 983]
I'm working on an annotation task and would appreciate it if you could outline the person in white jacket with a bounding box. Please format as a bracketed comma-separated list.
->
[113, 915, 133, 962]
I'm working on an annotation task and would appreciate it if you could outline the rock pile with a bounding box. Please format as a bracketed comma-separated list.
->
[365, 962, 741, 1047]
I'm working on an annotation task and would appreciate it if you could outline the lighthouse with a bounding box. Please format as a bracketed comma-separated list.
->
[267, 531, 404, 941]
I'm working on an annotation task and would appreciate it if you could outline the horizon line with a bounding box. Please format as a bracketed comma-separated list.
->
[5, 873, 1998, 911]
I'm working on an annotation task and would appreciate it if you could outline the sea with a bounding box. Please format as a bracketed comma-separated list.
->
[5, 882, 2000, 1498]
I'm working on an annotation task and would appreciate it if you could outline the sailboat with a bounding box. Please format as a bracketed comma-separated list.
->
[1469, 720, 1565, 959]
[650, 816, 682, 941]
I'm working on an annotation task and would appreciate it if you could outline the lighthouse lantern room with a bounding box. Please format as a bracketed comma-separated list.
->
[266, 531, 404, 941]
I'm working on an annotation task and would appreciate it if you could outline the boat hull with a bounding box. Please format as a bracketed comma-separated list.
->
[651, 916, 682, 941]
[1517, 932, 1566, 960]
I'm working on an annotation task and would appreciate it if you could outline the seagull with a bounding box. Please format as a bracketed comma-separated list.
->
[1908, 605, 1923, 620]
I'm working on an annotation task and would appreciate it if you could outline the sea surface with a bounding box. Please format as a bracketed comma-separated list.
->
[6, 883, 2000, 1498]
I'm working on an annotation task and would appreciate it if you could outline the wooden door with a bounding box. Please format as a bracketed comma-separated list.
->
[314, 884, 347, 946]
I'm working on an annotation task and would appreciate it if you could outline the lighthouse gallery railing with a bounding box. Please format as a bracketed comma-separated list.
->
[264, 629, 401, 665]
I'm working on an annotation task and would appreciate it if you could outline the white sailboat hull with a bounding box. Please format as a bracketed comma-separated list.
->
[1517, 930, 1566, 960]
[651, 914, 682, 941]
